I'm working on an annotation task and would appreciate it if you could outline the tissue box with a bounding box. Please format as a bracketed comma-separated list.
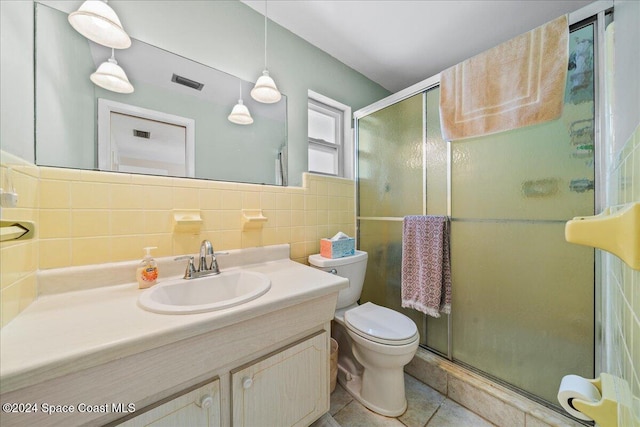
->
[320, 237, 355, 259]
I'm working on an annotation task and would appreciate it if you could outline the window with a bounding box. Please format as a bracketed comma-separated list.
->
[308, 91, 352, 178]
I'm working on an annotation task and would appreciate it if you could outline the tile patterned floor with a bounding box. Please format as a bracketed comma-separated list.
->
[312, 374, 496, 427]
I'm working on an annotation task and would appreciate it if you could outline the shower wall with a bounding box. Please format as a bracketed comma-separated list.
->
[605, 1, 640, 423]
[356, 23, 596, 407]
[604, 127, 640, 426]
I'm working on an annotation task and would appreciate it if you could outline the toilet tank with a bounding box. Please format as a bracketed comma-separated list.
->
[308, 251, 368, 310]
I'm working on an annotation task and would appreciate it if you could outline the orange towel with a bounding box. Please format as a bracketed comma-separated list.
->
[440, 15, 568, 141]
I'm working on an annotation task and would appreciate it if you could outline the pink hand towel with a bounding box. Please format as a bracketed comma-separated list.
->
[401, 215, 451, 318]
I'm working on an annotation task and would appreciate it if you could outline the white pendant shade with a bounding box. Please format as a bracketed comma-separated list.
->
[90, 54, 134, 93]
[251, 69, 281, 104]
[228, 99, 254, 125]
[68, 0, 131, 49]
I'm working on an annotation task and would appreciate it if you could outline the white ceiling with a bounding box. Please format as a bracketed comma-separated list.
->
[242, 0, 596, 92]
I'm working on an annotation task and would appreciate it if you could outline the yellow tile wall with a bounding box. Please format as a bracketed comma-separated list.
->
[0, 154, 39, 327]
[0, 159, 355, 327]
[604, 124, 640, 424]
[36, 169, 355, 269]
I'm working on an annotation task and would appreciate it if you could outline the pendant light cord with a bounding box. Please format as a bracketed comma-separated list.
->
[264, 0, 268, 70]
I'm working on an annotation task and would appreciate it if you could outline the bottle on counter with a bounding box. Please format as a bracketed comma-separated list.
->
[137, 246, 158, 289]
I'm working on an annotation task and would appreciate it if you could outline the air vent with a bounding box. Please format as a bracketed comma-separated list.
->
[171, 73, 204, 91]
[133, 129, 151, 139]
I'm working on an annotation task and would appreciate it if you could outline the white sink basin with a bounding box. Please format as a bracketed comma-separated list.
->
[138, 270, 271, 314]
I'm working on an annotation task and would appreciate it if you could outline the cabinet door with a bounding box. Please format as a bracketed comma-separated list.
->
[118, 379, 220, 427]
[232, 332, 328, 427]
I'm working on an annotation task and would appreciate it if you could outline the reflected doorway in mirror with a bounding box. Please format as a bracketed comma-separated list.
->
[97, 99, 195, 177]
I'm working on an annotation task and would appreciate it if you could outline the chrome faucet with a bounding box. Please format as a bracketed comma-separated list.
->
[175, 240, 223, 280]
[198, 240, 218, 274]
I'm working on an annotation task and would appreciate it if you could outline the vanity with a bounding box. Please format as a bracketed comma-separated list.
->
[0, 245, 347, 426]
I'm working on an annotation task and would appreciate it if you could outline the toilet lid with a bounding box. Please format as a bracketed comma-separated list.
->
[344, 302, 418, 345]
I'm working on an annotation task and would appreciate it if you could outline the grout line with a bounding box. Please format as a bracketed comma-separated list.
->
[332, 400, 357, 424]
[422, 401, 445, 427]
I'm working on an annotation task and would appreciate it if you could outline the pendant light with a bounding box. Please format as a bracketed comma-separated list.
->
[90, 48, 134, 93]
[251, 0, 281, 104]
[228, 82, 254, 125]
[68, 0, 131, 49]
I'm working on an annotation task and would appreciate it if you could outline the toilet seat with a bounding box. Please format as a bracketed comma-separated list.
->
[344, 302, 418, 346]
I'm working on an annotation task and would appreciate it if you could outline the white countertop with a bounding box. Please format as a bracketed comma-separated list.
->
[0, 246, 348, 394]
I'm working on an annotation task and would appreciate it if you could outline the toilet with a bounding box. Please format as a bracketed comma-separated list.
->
[309, 250, 419, 417]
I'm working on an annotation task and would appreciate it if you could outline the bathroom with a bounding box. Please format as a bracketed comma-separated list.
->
[0, 0, 638, 426]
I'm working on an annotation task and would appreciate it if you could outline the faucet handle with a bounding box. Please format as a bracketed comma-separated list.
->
[175, 255, 197, 279]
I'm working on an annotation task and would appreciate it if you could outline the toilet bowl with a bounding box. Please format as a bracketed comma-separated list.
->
[309, 251, 419, 417]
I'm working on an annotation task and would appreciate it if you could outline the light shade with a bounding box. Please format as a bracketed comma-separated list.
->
[90, 57, 134, 93]
[68, 0, 131, 49]
[228, 99, 254, 125]
[251, 70, 281, 104]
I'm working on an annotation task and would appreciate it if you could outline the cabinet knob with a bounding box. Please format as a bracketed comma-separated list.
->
[242, 377, 253, 389]
[197, 394, 214, 409]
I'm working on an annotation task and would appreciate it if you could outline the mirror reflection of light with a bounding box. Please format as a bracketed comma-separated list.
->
[229, 81, 254, 125]
[228, 99, 254, 125]
[90, 49, 134, 94]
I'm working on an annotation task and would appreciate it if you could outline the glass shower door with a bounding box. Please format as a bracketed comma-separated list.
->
[449, 23, 595, 403]
[356, 22, 596, 408]
[357, 92, 426, 336]
[357, 88, 449, 349]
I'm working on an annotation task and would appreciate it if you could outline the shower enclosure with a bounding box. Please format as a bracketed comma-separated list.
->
[355, 19, 601, 408]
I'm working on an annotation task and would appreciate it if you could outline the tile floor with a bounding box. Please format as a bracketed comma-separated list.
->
[312, 374, 496, 427]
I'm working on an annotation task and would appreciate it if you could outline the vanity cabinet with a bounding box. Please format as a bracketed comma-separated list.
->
[115, 332, 327, 427]
[0, 270, 341, 427]
[117, 379, 220, 427]
[231, 331, 328, 427]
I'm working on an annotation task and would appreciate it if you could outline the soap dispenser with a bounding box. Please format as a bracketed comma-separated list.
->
[137, 247, 158, 289]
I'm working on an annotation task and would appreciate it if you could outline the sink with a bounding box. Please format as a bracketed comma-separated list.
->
[138, 270, 271, 314]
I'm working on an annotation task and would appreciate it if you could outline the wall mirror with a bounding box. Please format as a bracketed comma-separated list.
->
[35, 3, 288, 186]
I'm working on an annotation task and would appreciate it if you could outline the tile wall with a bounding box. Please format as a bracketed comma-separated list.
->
[604, 124, 640, 424]
[0, 157, 355, 327]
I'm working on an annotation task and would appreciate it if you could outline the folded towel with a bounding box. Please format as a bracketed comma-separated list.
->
[401, 215, 451, 318]
[439, 15, 568, 141]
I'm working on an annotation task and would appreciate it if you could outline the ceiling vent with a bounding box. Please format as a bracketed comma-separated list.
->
[133, 129, 151, 139]
[171, 73, 204, 91]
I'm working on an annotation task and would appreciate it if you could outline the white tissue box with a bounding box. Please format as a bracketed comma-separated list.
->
[320, 237, 355, 258]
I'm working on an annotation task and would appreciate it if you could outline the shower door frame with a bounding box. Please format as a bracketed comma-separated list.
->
[354, 2, 611, 400]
